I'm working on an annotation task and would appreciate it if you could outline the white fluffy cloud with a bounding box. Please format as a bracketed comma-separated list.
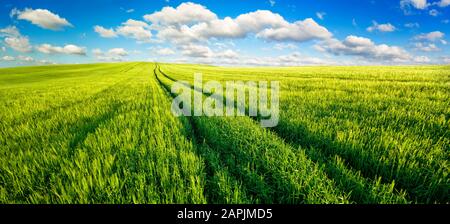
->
[108, 48, 128, 56]
[1, 55, 15, 61]
[144, 2, 217, 26]
[116, 19, 152, 42]
[413, 31, 445, 42]
[273, 43, 298, 50]
[37, 59, 56, 65]
[5, 37, 32, 53]
[440, 56, 450, 63]
[36, 44, 86, 55]
[93, 48, 129, 61]
[256, 18, 332, 42]
[155, 48, 175, 55]
[94, 19, 152, 42]
[429, 9, 439, 16]
[437, 0, 450, 7]
[317, 35, 411, 62]
[401, 0, 428, 10]
[0, 26, 32, 53]
[177, 43, 239, 59]
[414, 42, 440, 52]
[11, 8, 72, 31]
[17, 55, 34, 62]
[179, 44, 213, 57]
[140, 3, 331, 44]
[214, 49, 239, 59]
[413, 56, 431, 63]
[0, 26, 20, 37]
[94, 26, 117, 38]
[366, 21, 396, 32]
[276, 52, 331, 65]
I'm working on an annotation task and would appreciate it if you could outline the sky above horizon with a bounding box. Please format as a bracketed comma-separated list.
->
[0, 0, 449, 67]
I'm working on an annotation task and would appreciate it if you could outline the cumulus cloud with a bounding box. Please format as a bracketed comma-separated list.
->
[413, 56, 431, 63]
[95, 3, 331, 46]
[273, 43, 298, 50]
[94, 25, 117, 38]
[10, 8, 72, 31]
[139, 3, 331, 44]
[413, 31, 445, 42]
[144, 2, 217, 26]
[366, 21, 396, 32]
[108, 48, 128, 56]
[256, 18, 332, 42]
[0, 26, 20, 37]
[17, 55, 34, 62]
[116, 19, 152, 42]
[437, 0, 450, 7]
[429, 9, 439, 16]
[0, 26, 32, 53]
[155, 47, 175, 55]
[440, 56, 450, 63]
[36, 44, 86, 55]
[5, 36, 32, 52]
[177, 43, 240, 59]
[154, 10, 288, 43]
[179, 44, 213, 57]
[276, 52, 331, 65]
[37, 59, 56, 65]
[414, 42, 440, 52]
[214, 49, 239, 59]
[316, 35, 411, 62]
[94, 19, 152, 42]
[1, 55, 15, 61]
[400, 0, 428, 10]
[93, 48, 129, 61]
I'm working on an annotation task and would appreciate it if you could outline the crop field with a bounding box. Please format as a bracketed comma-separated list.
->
[0, 62, 448, 204]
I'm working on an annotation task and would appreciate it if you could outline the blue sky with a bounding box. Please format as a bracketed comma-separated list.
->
[0, 0, 449, 67]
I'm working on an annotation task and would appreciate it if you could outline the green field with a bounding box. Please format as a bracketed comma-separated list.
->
[0, 62, 448, 203]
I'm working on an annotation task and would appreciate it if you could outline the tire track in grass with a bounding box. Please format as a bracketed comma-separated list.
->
[154, 64, 349, 204]
[157, 64, 410, 204]
[153, 65, 255, 203]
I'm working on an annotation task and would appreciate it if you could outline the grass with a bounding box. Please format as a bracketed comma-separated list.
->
[0, 62, 448, 203]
